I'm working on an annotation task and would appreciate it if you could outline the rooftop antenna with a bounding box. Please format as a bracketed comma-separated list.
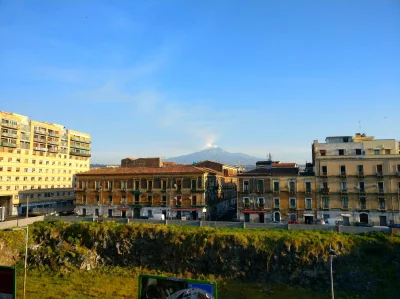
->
[268, 153, 272, 161]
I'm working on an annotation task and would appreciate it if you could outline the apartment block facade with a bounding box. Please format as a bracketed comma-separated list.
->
[0, 111, 91, 216]
[237, 161, 316, 223]
[75, 165, 221, 220]
[312, 133, 400, 226]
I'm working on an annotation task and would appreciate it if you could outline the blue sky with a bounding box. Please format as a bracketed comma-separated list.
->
[1, 0, 399, 164]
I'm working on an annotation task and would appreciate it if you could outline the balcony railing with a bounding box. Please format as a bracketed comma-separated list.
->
[1, 132, 17, 138]
[378, 189, 384, 194]
[48, 148, 59, 153]
[70, 150, 91, 157]
[321, 172, 328, 177]
[360, 203, 367, 210]
[340, 172, 347, 177]
[358, 171, 365, 177]
[34, 129, 46, 135]
[376, 172, 383, 177]
[1, 121, 18, 129]
[70, 136, 91, 143]
[34, 138, 46, 143]
[20, 135, 30, 141]
[320, 188, 329, 194]
[34, 147, 47, 151]
[47, 139, 59, 145]
[48, 132, 60, 137]
[70, 144, 90, 150]
[341, 189, 348, 194]
[1, 141, 17, 147]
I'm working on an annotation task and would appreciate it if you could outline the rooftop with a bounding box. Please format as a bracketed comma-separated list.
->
[76, 165, 215, 176]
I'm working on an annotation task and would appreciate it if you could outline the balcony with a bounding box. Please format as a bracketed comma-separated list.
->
[273, 189, 280, 194]
[320, 188, 330, 195]
[70, 144, 90, 150]
[340, 172, 347, 178]
[376, 172, 383, 178]
[360, 203, 367, 210]
[289, 189, 296, 194]
[48, 148, 59, 153]
[1, 121, 18, 129]
[378, 189, 385, 195]
[305, 189, 312, 194]
[20, 135, 30, 141]
[47, 139, 59, 145]
[321, 172, 328, 178]
[70, 150, 91, 157]
[34, 147, 47, 152]
[34, 129, 46, 135]
[1, 141, 17, 147]
[33, 138, 46, 143]
[340, 189, 348, 194]
[358, 171, 365, 178]
[1, 132, 17, 138]
[48, 132, 60, 137]
[70, 136, 91, 143]
[359, 189, 366, 195]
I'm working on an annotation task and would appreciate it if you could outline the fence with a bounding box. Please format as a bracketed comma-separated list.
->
[0, 216, 45, 230]
[0, 215, 396, 235]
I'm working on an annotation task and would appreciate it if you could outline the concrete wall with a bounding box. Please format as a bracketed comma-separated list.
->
[0, 215, 44, 229]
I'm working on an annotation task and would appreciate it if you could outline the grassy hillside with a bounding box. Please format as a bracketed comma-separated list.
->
[2, 220, 400, 297]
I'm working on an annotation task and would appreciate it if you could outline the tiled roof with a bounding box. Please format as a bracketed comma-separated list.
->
[238, 167, 299, 176]
[272, 163, 297, 167]
[77, 165, 208, 176]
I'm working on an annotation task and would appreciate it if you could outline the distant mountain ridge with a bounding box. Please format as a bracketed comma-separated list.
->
[165, 147, 264, 166]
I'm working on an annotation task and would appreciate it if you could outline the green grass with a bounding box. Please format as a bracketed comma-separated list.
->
[17, 267, 332, 299]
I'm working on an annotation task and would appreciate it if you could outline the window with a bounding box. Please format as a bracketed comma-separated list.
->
[274, 197, 280, 208]
[385, 149, 390, 154]
[358, 165, 364, 174]
[273, 181, 280, 192]
[108, 181, 113, 190]
[320, 150, 326, 156]
[122, 197, 126, 204]
[341, 182, 347, 191]
[289, 180, 295, 192]
[359, 182, 365, 192]
[377, 164, 383, 173]
[341, 197, 348, 208]
[340, 165, 346, 175]
[323, 197, 329, 209]
[108, 196, 112, 203]
[95, 181, 100, 189]
[176, 179, 182, 190]
[374, 149, 380, 155]
[338, 149, 344, 156]
[379, 198, 385, 210]
[257, 180, 263, 192]
[147, 180, 153, 190]
[305, 182, 312, 193]
[321, 166, 327, 175]
[192, 195, 197, 205]
[162, 195, 167, 204]
[162, 180, 167, 190]
[289, 198, 296, 209]
[258, 197, 264, 207]
[243, 181, 249, 191]
[397, 165, 400, 172]
[191, 180, 196, 190]
[305, 198, 312, 210]
[377, 182, 384, 193]
[174, 195, 179, 206]
[121, 181, 127, 190]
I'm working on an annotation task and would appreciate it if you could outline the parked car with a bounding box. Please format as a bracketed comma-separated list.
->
[389, 224, 400, 228]
[139, 216, 149, 219]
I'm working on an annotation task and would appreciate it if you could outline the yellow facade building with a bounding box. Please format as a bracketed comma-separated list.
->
[312, 133, 400, 226]
[237, 161, 317, 223]
[0, 111, 91, 216]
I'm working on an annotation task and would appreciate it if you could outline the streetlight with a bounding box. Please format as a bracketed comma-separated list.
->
[329, 247, 337, 299]
[5, 226, 28, 299]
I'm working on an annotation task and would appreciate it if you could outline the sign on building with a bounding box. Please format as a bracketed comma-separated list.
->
[138, 274, 217, 299]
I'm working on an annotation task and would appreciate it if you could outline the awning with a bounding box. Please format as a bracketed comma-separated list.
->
[341, 213, 352, 217]
[117, 207, 129, 211]
[242, 210, 270, 214]
[304, 213, 314, 216]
